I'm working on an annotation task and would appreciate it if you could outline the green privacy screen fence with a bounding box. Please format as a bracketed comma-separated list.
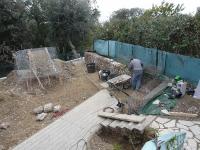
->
[94, 39, 200, 84]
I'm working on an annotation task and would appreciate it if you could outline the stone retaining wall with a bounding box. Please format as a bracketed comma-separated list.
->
[84, 52, 129, 75]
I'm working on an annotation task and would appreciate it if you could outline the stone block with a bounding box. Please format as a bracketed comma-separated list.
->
[33, 106, 43, 114]
[164, 120, 176, 128]
[44, 103, 54, 113]
[156, 117, 170, 124]
[178, 120, 194, 127]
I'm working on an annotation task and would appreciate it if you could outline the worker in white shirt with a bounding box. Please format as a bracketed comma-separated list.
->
[128, 58, 143, 90]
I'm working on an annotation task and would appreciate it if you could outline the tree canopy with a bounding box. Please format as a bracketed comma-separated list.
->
[96, 2, 200, 57]
[0, 0, 99, 63]
[0, 1, 200, 63]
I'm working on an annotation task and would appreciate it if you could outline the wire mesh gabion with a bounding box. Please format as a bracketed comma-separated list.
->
[14, 47, 60, 81]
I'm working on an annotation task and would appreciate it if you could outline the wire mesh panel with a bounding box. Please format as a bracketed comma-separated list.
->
[14, 47, 60, 81]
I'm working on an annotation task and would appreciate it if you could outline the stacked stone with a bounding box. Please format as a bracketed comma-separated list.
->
[84, 52, 129, 75]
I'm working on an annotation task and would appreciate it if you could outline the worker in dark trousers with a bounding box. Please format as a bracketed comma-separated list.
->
[128, 58, 143, 90]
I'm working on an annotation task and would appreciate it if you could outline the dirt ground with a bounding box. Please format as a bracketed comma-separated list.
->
[0, 62, 99, 149]
[88, 128, 156, 150]
[87, 72, 161, 104]
[171, 94, 200, 121]
[88, 131, 132, 150]
[1, 59, 200, 150]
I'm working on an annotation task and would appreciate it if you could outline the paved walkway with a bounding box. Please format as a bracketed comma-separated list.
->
[13, 89, 117, 150]
[149, 117, 200, 150]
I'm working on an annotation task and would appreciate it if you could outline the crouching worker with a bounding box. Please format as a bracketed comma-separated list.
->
[128, 58, 143, 90]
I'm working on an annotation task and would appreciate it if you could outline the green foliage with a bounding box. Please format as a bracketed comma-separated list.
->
[0, 0, 99, 62]
[96, 2, 200, 57]
[113, 144, 122, 150]
[144, 1, 184, 17]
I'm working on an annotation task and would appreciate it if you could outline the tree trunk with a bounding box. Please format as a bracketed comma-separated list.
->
[68, 39, 80, 59]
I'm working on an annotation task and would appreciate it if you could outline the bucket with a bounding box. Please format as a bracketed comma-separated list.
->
[86, 63, 96, 73]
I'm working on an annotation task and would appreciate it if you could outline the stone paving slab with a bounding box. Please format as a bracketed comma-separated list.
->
[149, 117, 200, 150]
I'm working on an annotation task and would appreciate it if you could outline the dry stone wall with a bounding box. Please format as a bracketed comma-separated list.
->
[84, 52, 129, 75]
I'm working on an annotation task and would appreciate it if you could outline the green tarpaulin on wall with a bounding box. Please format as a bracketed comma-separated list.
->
[94, 39, 200, 84]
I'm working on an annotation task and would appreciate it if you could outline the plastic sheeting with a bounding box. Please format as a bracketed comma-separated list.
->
[94, 39, 200, 84]
[94, 40, 108, 56]
[164, 53, 200, 84]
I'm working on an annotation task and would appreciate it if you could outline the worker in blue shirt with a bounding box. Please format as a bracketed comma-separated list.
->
[128, 58, 143, 90]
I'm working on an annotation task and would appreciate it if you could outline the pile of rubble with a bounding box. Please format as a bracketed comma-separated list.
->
[1, 48, 75, 95]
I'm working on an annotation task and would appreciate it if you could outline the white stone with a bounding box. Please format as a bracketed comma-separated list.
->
[190, 125, 200, 136]
[184, 146, 192, 150]
[177, 123, 189, 130]
[179, 120, 194, 127]
[180, 129, 193, 139]
[158, 129, 173, 135]
[53, 105, 61, 112]
[183, 143, 192, 150]
[195, 135, 200, 141]
[164, 120, 176, 128]
[33, 106, 43, 114]
[152, 99, 160, 105]
[161, 109, 169, 115]
[193, 121, 200, 125]
[174, 129, 180, 133]
[150, 121, 159, 129]
[188, 139, 197, 150]
[156, 117, 170, 124]
[194, 138, 200, 143]
[36, 113, 47, 121]
[159, 123, 164, 129]
[183, 143, 187, 147]
[0, 122, 10, 129]
[44, 103, 54, 113]
[171, 128, 179, 130]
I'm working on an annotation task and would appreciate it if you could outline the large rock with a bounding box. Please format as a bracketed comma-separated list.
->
[53, 105, 61, 112]
[36, 113, 47, 121]
[0, 122, 10, 129]
[33, 106, 43, 114]
[44, 103, 54, 113]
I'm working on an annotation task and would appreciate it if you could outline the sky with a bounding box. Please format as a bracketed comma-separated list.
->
[96, 0, 200, 22]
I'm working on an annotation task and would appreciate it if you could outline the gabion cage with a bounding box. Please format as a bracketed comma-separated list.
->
[14, 47, 61, 81]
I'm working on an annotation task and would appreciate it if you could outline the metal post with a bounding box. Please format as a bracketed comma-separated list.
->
[108, 40, 110, 57]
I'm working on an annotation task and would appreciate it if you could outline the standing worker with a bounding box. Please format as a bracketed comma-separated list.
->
[128, 58, 143, 90]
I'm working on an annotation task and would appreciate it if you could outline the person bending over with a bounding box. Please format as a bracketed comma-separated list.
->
[128, 58, 143, 90]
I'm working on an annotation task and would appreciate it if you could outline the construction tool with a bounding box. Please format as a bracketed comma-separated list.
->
[109, 82, 139, 115]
